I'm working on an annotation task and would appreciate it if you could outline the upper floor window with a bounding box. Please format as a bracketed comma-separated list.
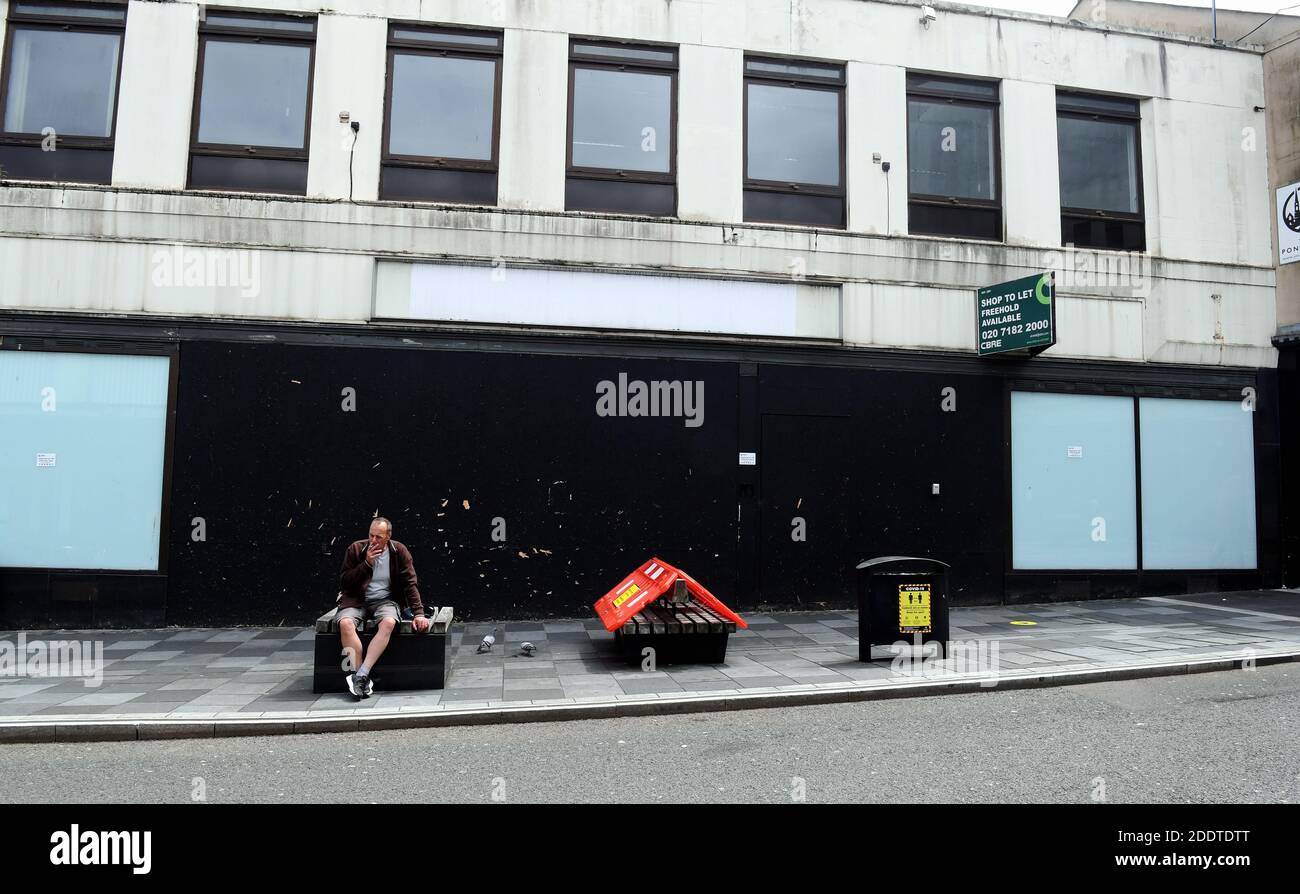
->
[188, 11, 316, 195]
[382, 24, 502, 204]
[566, 39, 677, 216]
[0, 1, 126, 184]
[906, 74, 1001, 241]
[743, 56, 845, 228]
[1057, 91, 1145, 251]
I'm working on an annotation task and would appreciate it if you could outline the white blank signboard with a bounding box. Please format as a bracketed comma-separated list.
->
[374, 261, 840, 339]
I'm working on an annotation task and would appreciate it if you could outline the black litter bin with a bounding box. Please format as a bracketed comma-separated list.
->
[856, 556, 950, 661]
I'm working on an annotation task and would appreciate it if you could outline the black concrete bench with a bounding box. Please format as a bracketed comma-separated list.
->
[312, 605, 454, 694]
[614, 581, 735, 666]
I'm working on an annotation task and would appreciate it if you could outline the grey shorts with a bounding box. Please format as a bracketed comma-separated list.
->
[336, 600, 401, 629]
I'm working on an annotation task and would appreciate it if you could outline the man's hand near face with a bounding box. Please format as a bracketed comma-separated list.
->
[365, 540, 385, 566]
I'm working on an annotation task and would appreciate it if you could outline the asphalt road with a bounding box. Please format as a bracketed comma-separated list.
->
[2, 664, 1297, 803]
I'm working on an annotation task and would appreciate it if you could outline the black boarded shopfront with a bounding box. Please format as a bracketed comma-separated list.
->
[1277, 334, 1300, 588]
[0, 318, 1285, 628]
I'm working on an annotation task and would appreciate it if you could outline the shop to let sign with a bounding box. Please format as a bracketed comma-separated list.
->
[976, 272, 1056, 357]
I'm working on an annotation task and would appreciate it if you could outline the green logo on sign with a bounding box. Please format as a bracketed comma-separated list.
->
[1035, 274, 1052, 305]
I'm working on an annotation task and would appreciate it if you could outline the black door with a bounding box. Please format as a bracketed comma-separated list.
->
[756, 413, 857, 606]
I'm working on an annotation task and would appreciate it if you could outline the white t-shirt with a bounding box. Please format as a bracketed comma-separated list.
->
[364, 548, 392, 603]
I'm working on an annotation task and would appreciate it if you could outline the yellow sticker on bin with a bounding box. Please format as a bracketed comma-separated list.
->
[898, 583, 932, 634]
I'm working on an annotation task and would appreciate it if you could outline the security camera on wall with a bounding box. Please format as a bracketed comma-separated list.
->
[920, 5, 938, 27]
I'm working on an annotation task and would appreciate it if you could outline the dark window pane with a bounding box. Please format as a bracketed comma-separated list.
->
[909, 202, 1001, 240]
[745, 59, 841, 81]
[746, 83, 840, 186]
[0, 143, 112, 182]
[390, 54, 495, 160]
[391, 28, 500, 49]
[197, 40, 311, 148]
[203, 14, 314, 33]
[1057, 92, 1138, 117]
[13, 2, 125, 21]
[743, 189, 843, 227]
[1058, 116, 1139, 213]
[3, 28, 120, 137]
[566, 177, 674, 215]
[188, 154, 308, 194]
[571, 68, 671, 173]
[907, 99, 996, 200]
[1061, 214, 1145, 251]
[381, 165, 497, 204]
[572, 43, 674, 64]
[906, 74, 997, 101]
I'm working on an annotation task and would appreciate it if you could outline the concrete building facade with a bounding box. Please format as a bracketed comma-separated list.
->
[0, 0, 1287, 626]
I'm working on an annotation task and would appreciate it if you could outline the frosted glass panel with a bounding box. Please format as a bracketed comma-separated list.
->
[0, 352, 170, 570]
[1139, 398, 1256, 570]
[1012, 392, 1137, 569]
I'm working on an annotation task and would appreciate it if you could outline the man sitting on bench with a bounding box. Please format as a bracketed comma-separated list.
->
[337, 517, 430, 699]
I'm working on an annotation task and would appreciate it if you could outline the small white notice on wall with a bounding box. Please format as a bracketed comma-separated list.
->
[738, 452, 757, 466]
[1066, 446, 1083, 459]
[36, 453, 56, 467]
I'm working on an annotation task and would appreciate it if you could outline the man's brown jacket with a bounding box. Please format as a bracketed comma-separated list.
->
[338, 539, 425, 617]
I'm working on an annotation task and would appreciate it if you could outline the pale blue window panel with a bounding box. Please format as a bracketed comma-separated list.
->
[1011, 392, 1137, 569]
[1139, 398, 1256, 570]
[0, 351, 170, 571]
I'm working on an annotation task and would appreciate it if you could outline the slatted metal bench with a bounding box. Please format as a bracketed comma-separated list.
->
[614, 580, 735, 665]
[312, 605, 454, 694]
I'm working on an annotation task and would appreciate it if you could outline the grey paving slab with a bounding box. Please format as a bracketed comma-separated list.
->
[785, 672, 850, 684]
[165, 631, 218, 642]
[123, 650, 185, 662]
[543, 621, 587, 633]
[35, 704, 123, 715]
[159, 678, 233, 690]
[619, 679, 686, 695]
[130, 689, 209, 703]
[209, 681, 279, 695]
[0, 682, 63, 699]
[60, 692, 145, 707]
[185, 692, 260, 707]
[503, 681, 564, 694]
[441, 687, 505, 701]
[502, 667, 559, 679]
[666, 669, 732, 682]
[504, 688, 567, 700]
[118, 702, 189, 714]
[733, 676, 797, 689]
[0, 701, 71, 714]
[206, 631, 262, 643]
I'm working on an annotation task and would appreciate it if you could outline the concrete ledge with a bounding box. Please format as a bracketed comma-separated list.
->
[138, 722, 216, 741]
[1, 648, 1296, 744]
[216, 720, 298, 737]
[291, 718, 359, 735]
[54, 723, 136, 742]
